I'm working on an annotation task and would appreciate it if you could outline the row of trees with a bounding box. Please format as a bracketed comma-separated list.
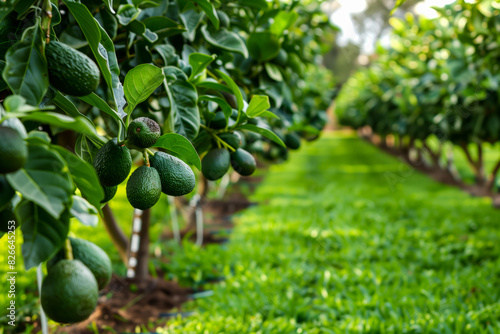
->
[336, 0, 500, 199]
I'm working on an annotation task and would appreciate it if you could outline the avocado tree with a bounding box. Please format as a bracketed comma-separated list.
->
[337, 0, 500, 198]
[0, 0, 334, 327]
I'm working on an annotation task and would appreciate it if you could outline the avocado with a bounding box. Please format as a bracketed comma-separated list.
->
[284, 133, 301, 150]
[244, 130, 261, 144]
[201, 148, 230, 181]
[149, 152, 195, 196]
[41, 260, 99, 324]
[127, 117, 161, 149]
[0, 126, 27, 174]
[230, 148, 256, 176]
[93, 139, 132, 187]
[219, 132, 242, 150]
[126, 166, 161, 210]
[45, 41, 100, 96]
[210, 111, 227, 129]
[47, 237, 112, 290]
[101, 185, 117, 203]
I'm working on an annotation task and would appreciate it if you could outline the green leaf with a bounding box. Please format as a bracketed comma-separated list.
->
[124, 64, 164, 114]
[80, 92, 125, 130]
[3, 111, 104, 145]
[62, 0, 125, 117]
[193, 0, 219, 29]
[143, 17, 185, 40]
[270, 11, 298, 36]
[258, 110, 279, 119]
[6, 142, 74, 219]
[246, 95, 270, 118]
[214, 69, 244, 114]
[153, 133, 201, 170]
[198, 95, 232, 121]
[75, 134, 100, 164]
[52, 91, 94, 123]
[3, 19, 48, 106]
[3, 95, 54, 112]
[52, 145, 104, 211]
[179, 9, 204, 41]
[239, 123, 286, 147]
[164, 77, 200, 141]
[196, 80, 233, 94]
[247, 32, 280, 62]
[265, 63, 283, 82]
[201, 25, 248, 58]
[188, 53, 215, 82]
[18, 201, 70, 270]
[70, 195, 98, 227]
[128, 20, 158, 43]
[116, 4, 141, 25]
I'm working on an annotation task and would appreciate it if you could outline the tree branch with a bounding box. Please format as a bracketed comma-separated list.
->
[101, 204, 129, 264]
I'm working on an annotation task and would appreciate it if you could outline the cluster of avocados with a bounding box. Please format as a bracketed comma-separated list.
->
[201, 115, 257, 181]
[94, 117, 195, 210]
[41, 237, 112, 324]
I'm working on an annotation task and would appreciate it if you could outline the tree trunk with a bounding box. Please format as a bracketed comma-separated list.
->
[101, 204, 129, 264]
[135, 209, 151, 281]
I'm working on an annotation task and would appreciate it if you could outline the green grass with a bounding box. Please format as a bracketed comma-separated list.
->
[161, 133, 500, 333]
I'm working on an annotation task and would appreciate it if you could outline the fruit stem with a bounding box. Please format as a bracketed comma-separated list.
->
[213, 134, 236, 152]
[41, 0, 52, 44]
[64, 239, 74, 260]
[143, 150, 150, 167]
[146, 148, 155, 156]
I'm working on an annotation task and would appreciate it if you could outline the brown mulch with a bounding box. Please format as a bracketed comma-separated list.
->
[54, 275, 192, 334]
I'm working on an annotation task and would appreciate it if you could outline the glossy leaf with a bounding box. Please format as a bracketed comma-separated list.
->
[124, 64, 165, 114]
[199, 95, 232, 121]
[70, 195, 99, 227]
[164, 77, 200, 141]
[52, 145, 104, 211]
[265, 63, 283, 82]
[246, 95, 271, 118]
[193, 0, 219, 29]
[6, 142, 74, 219]
[215, 69, 244, 112]
[270, 11, 298, 36]
[3, 20, 48, 106]
[18, 201, 70, 270]
[188, 53, 215, 82]
[201, 25, 248, 58]
[153, 133, 201, 170]
[239, 123, 286, 147]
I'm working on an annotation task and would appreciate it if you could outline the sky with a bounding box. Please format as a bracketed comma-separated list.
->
[329, 0, 456, 54]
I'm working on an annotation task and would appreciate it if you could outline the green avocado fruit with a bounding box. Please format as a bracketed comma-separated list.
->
[93, 139, 132, 187]
[219, 132, 242, 150]
[127, 117, 161, 149]
[47, 237, 112, 290]
[41, 260, 99, 324]
[210, 111, 227, 129]
[230, 148, 256, 176]
[284, 133, 301, 150]
[101, 185, 117, 203]
[126, 166, 162, 210]
[0, 126, 27, 174]
[45, 41, 100, 97]
[149, 152, 195, 196]
[201, 148, 230, 181]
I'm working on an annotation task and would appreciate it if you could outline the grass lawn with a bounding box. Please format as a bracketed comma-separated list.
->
[164, 133, 500, 333]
